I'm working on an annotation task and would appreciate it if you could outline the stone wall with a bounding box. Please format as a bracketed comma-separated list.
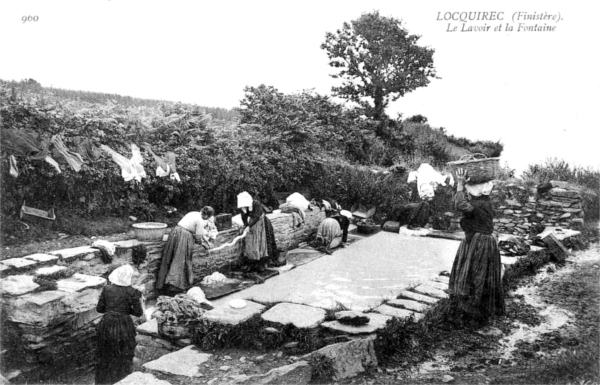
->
[0, 209, 325, 383]
[445, 180, 586, 237]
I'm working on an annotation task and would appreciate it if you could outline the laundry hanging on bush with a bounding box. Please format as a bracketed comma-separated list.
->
[100, 143, 147, 182]
[142, 143, 171, 177]
[165, 152, 180, 182]
[51, 135, 85, 172]
[2, 129, 62, 175]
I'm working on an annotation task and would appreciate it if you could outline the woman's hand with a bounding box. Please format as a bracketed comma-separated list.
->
[456, 168, 470, 186]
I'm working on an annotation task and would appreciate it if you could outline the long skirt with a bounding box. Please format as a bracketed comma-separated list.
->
[448, 233, 505, 320]
[245, 214, 278, 261]
[156, 226, 195, 292]
[395, 201, 430, 228]
[315, 218, 343, 249]
[95, 313, 137, 385]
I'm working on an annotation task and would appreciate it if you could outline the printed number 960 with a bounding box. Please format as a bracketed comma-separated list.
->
[22, 15, 39, 23]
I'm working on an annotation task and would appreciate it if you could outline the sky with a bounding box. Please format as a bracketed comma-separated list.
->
[1, 0, 599, 176]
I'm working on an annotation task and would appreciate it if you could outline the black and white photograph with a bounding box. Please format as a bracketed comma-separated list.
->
[1, 1, 598, 384]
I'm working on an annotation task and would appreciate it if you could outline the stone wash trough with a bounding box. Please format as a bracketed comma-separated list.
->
[0, 209, 325, 383]
[0, 179, 590, 383]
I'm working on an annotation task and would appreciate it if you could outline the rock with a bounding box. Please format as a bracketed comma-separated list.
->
[220, 365, 231, 371]
[230, 361, 312, 385]
[240, 356, 246, 362]
[115, 371, 170, 385]
[304, 336, 377, 381]
[424, 280, 448, 291]
[442, 374, 454, 383]
[261, 302, 326, 329]
[137, 319, 161, 338]
[0, 275, 40, 296]
[143, 345, 210, 378]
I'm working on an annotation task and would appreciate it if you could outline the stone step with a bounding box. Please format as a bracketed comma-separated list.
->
[321, 311, 392, 335]
[412, 284, 448, 299]
[425, 280, 448, 291]
[374, 304, 424, 321]
[386, 298, 429, 313]
[398, 290, 439, 305]
[261, 302, 326, 329]
[0, 275, 40, 296]
[203, 299, 265, 326]
[143, 345, 211, 379]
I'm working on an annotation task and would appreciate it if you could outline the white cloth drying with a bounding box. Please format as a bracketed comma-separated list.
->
[408, 163, 451, 200]
[286, 192, 310, 211]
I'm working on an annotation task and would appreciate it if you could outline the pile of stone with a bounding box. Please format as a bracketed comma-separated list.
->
[491, 181, 585, 237]
[536, 181, 584, 230]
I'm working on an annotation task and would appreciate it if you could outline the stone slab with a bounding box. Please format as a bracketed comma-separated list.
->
[23, 253, 59, 264]
[0, 275, 40, 296]
[261, 302, 326, 329]
[137, 319, 161, 338]
[0, 263, 13, 275]
[398, 291, 439, 305]
[113, 239, 143, 248]
[413, 285, 448, 299]
[35, 265, 68, 276]
[386, 298, 429, 313]
[0, 258, 37, 270]
[49, 246, 99, 262]
[143, 345, 210, 378]
[56, 273, 106, 293]
[115, 371, 171, 385]
[374, 304, 424, 321]
[321, 312, 392, 334]
[203, 300, 265, 326]
[424, 280, 448, 291]
[230, 361, 312, 385]
[433, 275, 450, 284]
[212, 232, 458, 312]
[5, 290, 68, 325]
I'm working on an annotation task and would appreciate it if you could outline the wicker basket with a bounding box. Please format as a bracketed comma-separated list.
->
[447, 153, 500, 184]
[132, 222, 167, 241]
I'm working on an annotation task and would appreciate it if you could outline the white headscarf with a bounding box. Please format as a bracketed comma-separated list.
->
[465, 181, 494, 197]
[237, 191, 253, 209]
[340, 210, 353, 220]
[108, 265, 135, 287]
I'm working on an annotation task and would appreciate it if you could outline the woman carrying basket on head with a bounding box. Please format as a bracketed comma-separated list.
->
[448, 168, 505, 326]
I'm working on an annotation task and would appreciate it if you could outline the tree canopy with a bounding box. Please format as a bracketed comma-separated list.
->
[321, 11, 437, 121]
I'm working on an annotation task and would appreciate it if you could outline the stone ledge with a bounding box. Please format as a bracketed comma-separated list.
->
[142, 345, 210, 378]
[203, 300, 266, 326]
[49, 246, 100, 262]
[261, 302, 326, 329]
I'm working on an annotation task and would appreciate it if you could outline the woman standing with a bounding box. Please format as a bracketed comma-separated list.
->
[95, 265, 144, 384]
[156, 206, 218, 295]
[237, 191, 278, 271]
[448, 169, 505, 325]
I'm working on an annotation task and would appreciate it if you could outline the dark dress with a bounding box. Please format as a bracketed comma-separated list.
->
[240, 200, 278, 262]
[95, 284, 143, 385]
[156, 226, 195, 293]
[448, 191, 505, 321]
[394, 201, 431, 228]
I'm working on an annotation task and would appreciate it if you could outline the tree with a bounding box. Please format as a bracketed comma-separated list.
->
[321, 11, 437, 122]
